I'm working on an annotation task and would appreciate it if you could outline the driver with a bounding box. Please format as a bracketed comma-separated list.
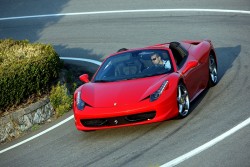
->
[151, 53, 171, 70]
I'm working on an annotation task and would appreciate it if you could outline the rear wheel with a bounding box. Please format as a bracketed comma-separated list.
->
[177, 83, 190, 118]
[208, 54, 218, 87]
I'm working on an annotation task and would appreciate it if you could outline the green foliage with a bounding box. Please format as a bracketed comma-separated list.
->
[31, 124, 41, 131]
[0, 39, 62, 111]
[49, 83, 72, 118]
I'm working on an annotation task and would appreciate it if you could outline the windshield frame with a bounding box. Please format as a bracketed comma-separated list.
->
[93, 49, 174, 83]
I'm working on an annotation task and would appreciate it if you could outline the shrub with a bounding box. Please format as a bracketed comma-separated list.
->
[49, 83, 72, 118]
[0, 39, 62, 112]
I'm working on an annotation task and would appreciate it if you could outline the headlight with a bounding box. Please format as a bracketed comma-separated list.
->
[150, 80, 168, 102]
[76, 92, 85, 110]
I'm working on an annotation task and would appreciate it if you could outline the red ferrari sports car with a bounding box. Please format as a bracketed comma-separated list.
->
[73, 40, 218, 131]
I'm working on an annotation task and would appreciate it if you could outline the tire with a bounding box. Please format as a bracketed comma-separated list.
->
[177, 82, 190, 118]
[208, 54, 218, 87]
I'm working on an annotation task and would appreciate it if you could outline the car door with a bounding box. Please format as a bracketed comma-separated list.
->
[179, 57, 201, 100]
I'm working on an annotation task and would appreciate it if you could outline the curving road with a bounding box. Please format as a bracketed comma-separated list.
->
[1, 0, 250, 166]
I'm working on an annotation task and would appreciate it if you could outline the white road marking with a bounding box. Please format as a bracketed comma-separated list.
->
[60, 57, 102, 66]
[0, 9, 249, 164]
[0, 115, 74, 154]
[160, 117, 250, 167]
[0, 9, 250, 21]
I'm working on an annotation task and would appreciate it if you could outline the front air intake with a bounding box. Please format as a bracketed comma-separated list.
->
[81, 119, 108, 127]
[125, 111, 156, 122]
[81, 111, 156, 127]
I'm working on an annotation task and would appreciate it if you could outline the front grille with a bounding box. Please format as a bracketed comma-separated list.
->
[81, 111, 156, 127]
[125, 112, 156, 122]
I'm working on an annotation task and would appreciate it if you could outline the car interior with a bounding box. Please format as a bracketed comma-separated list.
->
[115, 60, 142, 76]
[169, 42, 188, 68]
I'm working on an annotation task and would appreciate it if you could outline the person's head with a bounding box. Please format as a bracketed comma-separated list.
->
[151, 53, 163, 65]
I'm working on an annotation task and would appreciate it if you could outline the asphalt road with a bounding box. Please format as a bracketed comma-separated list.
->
[0, 0, 250, 167]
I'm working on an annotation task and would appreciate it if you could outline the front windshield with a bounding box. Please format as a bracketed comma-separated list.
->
[93, 49, 173, 82]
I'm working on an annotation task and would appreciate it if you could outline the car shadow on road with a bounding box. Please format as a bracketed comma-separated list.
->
[216, 45, 241, 82]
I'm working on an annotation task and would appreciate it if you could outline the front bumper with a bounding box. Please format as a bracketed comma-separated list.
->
[73, 93, 178, 131]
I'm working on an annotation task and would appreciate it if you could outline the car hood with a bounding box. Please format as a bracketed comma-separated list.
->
[80, 75, 168, 108]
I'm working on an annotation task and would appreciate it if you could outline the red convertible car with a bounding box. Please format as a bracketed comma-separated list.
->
[73, 40, 218, 131]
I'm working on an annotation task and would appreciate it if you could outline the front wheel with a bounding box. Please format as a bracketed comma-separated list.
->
[177, 83, 190, 118]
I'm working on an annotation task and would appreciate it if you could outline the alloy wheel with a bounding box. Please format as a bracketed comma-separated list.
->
[177, 83, 190, 118]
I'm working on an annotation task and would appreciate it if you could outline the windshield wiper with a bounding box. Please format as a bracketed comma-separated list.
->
[126, 77, 141, 80]
[144, 72, 166, 78]
[94, 80, 109, 83]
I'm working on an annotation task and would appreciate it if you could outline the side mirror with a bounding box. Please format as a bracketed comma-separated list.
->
[79, 74, 90, 83]
[182, 61, 198, 75]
